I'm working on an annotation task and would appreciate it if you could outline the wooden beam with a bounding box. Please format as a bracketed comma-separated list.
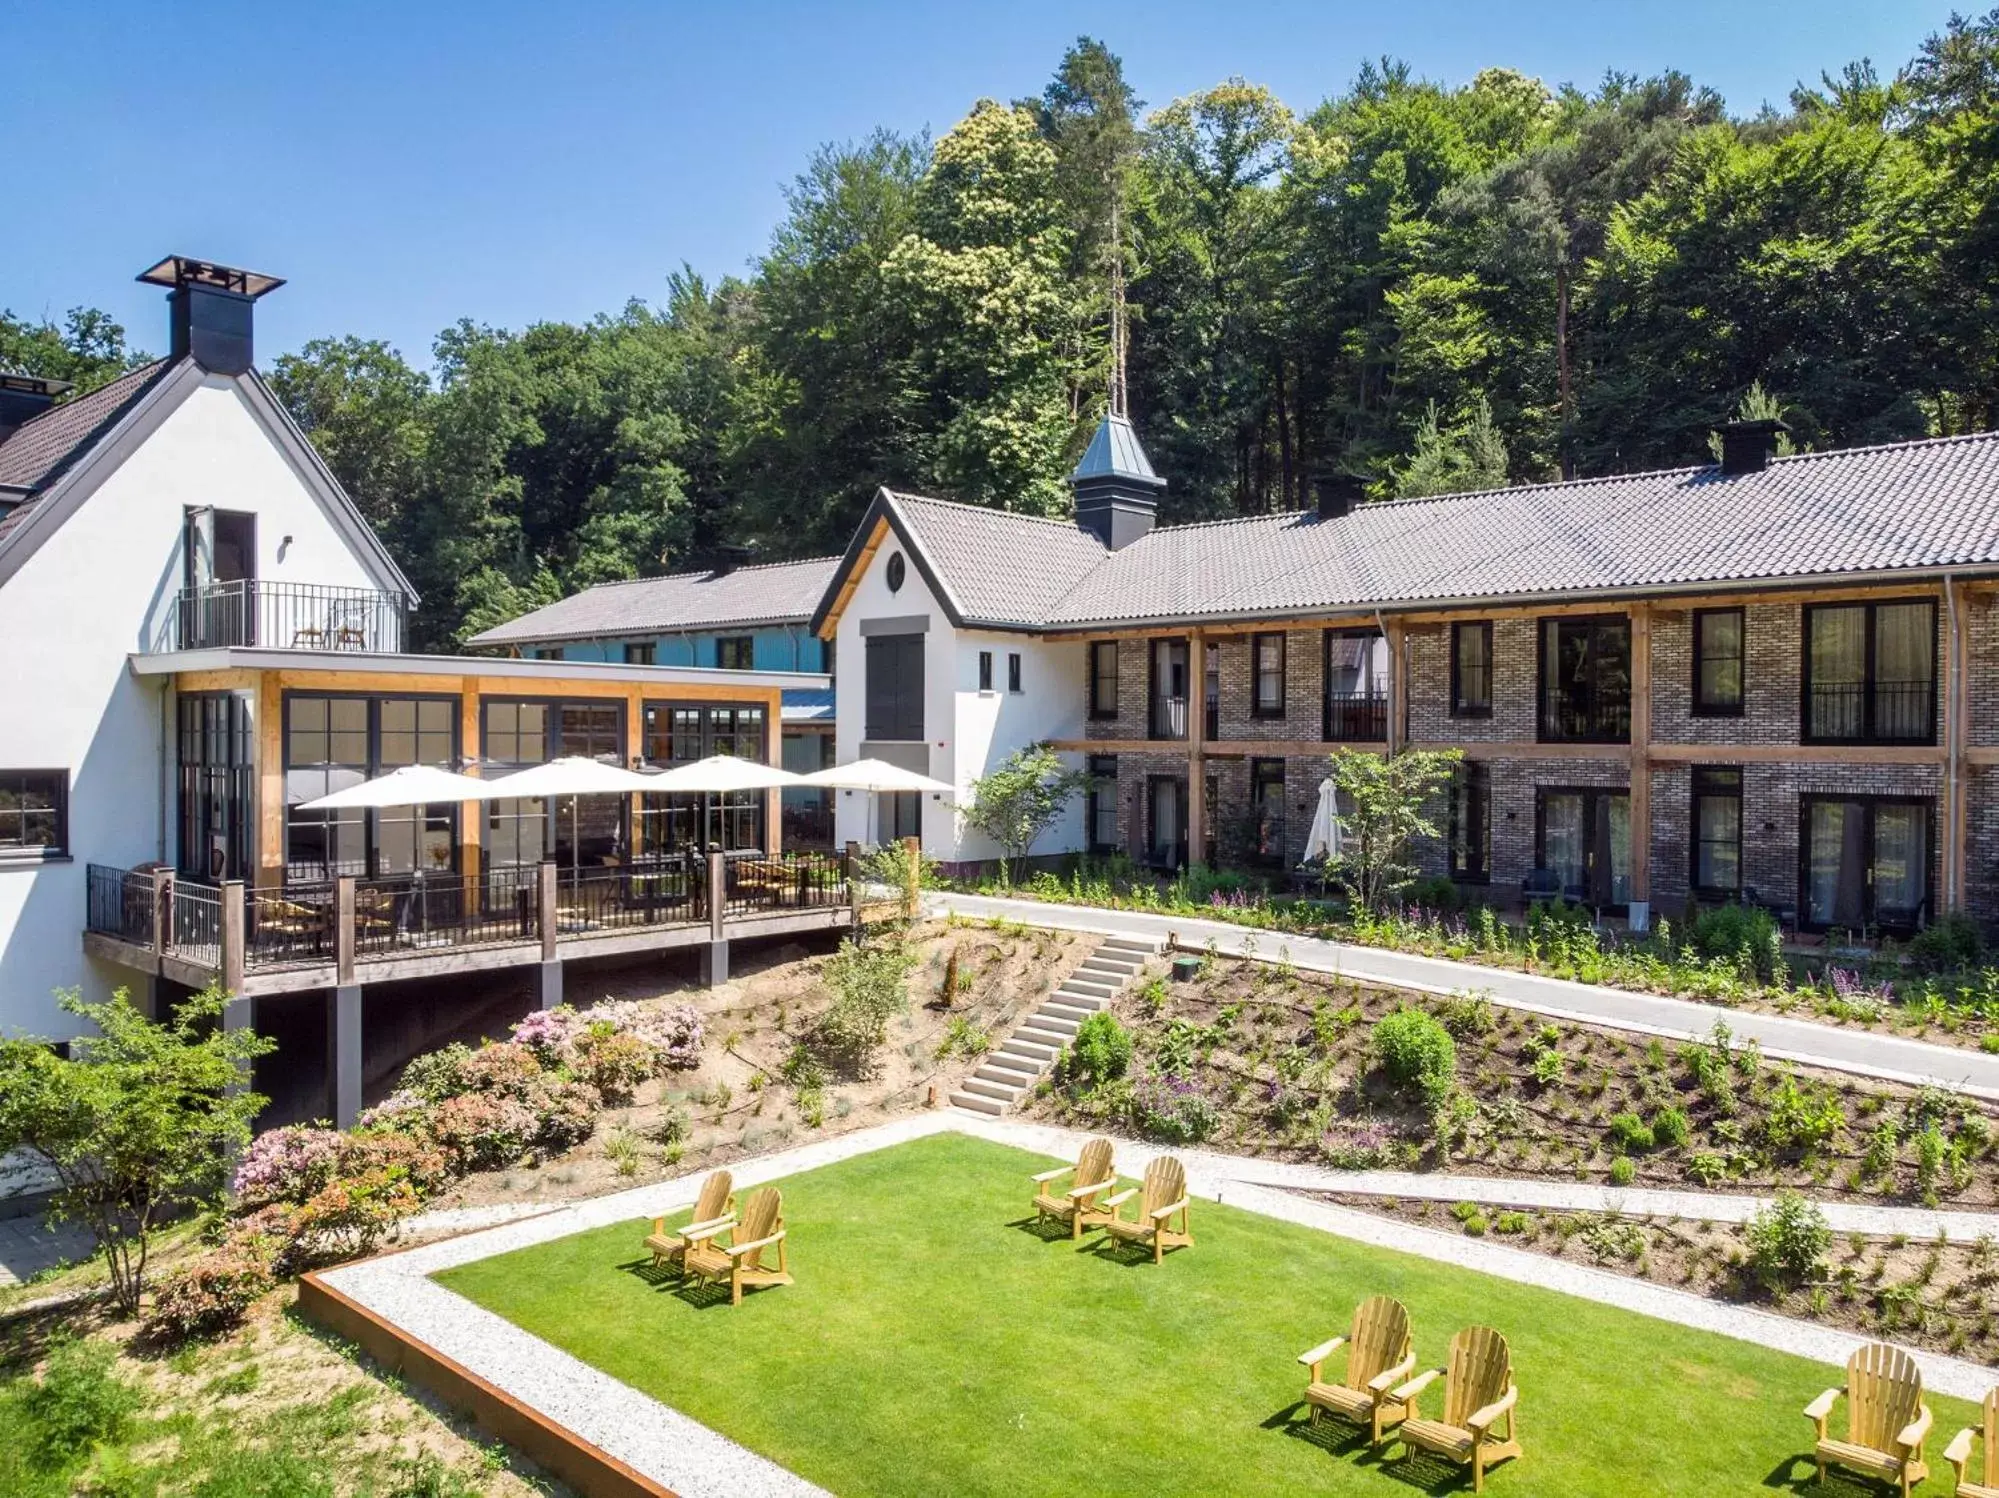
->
[1385, 619, 1407, 753]
[814, 515, 888, 641]
[459, 678, 482, 878]
[1628, 604, 1652, 905]
[256, 671, 284, 887]
[1188, 629, 1207, 865]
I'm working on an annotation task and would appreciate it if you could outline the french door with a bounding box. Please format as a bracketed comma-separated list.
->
[1147, 775, 1188, 869]
[1535, 788, 1631, 908]
[1800, 797, 1931, 933]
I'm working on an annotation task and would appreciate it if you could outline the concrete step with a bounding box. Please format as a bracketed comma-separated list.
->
[1063, 977, 1117, 999]
[1016, 1025, 1072, 1051]
[1080, 954, 1142, 975]
[963, 1076, 1023, 1103]
[977, 1062, 1038, 1088]
[1039, 1001, 1097, 1024]
[1100, 935, 1164, 955]
[1000, 1036, 1061, 1064]
[951, 1091, 1006, 1116]
[982, 1051, 1044, 1079]
[1051, 989, 1106, 1010]
[1028, 1011, 1080, 1037]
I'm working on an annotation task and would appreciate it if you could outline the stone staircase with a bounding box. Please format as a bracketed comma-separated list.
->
[949, 933, 1162, 1116]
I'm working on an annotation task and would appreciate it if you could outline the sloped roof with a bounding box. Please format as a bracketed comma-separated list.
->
[0, 361, 176, 547]
[814, 431, 1999, 636]
[1071, 412, 1162, 487]
[468, 555, 842, 646]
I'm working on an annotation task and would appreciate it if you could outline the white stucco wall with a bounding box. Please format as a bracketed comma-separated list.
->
[951, 631, 1087, 863]
[0, 374, 402, 1040]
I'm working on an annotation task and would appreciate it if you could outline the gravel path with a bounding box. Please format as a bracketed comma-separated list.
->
[933, 892, 1999, 1099]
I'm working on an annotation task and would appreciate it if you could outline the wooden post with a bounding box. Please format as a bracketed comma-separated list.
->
[256, 674, 285, 889]
[459, 677, 483, 878]
[538, 859, 558, 962]
[149, 867, 173, 957]
[221, 880, 247, 999]
[1385, 620, 1406, 754]
[765, 688, 784, 857]
[708, 850, 728, 940]
[845, 839, 862, 930]
[901, 833, 920, 919]
[1188, 629, 1207, 869]
[1944, 579, 1967, 913]
[335, 875, 357, 985]
[1628, 605, 1652, 915]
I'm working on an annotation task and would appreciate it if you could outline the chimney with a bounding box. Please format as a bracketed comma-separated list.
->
[1070, 412, 1166, 551]
[1717, 418, 1790, 477]
[708, 543, 756, 578]
[1313, 469, 1367, 520]
[0, 373, 73, 443]
[136, 256, 286, 377]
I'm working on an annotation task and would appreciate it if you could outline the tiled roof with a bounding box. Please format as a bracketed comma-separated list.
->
[468, 555, 841, 646]
[0, 360, 176, 548]
[782, 687, 835, 723]
[883, 491, 1109, 628]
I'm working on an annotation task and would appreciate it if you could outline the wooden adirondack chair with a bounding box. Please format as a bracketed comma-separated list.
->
[1805, 1342, 1932, 1496]
[1100, 1155, 1192, 1264]
[643, 1170, 734, 1273]
[1029, 1137, 1117, 1239]
[1297, 1294, 1418, 1444]
[1944, 1388, 1999, 1498]
[682, 1186, 792, 1306]
[1390, 1326, 1521, 1493]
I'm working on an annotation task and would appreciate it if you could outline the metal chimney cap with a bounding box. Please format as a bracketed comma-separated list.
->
[136, 255, 286, 299]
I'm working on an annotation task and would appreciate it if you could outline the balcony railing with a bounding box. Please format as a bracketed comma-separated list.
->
[1539, 690, 1631, 744]
[86, 864, 155, 946]
[1805, 680, 1936, 744]
[165, 579, 408, 653]
[1324, 691, 1388, 742]
[1150, 695, 1188, 740]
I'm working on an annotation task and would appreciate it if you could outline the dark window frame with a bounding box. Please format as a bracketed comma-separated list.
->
[0, 769, 70, 861]
[1248, 757, 1286, 867]
[1144, 773, 1188, 868]
[286, 691, 462, 884]
[977, 650, 994, 693]
[178, 693, 253, 881]
[1537, 614, 1633, 744]
[1450, 620, 1494, 719]
[864, 634, 925, 741]
[715, 636, 754, 671]
[1800, 599, 1938, 746]
[1689, 765, 1744, 899]
[1447, 761, 1490, 883]
[1148, 637, 1190, 741]
[623, 641, 655, 666]
[639, 699, 770, 857]
[1796, 792, 1934, 935]
[1088, 641, 1119, 720]
[1691, 607, 1745, 718]
[1250, 631, 1286, 719]
[1085, 754, 1119, 855]
[1007, 651, 1023, 694]
[1532, 783, 1633, 913]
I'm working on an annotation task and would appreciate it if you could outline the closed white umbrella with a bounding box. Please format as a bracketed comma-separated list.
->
[642, 754, 802, 793]
[1300, 776, 1343, 864]
[297, 763, 500, 811]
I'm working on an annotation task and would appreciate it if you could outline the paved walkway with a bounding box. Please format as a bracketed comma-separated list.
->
[934, 892, 1999, 1099]
[0, 1215, 93, 1289]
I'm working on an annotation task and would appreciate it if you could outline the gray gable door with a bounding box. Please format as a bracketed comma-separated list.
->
[864, 635, 924, 741]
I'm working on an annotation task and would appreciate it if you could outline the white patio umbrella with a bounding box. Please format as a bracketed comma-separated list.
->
[795, 757, 956, 848]
[296, 763, 501, 812]
[1300, 776, 1344, 865]
[486, 757, 659, 873]
[640, 754, 802, 793]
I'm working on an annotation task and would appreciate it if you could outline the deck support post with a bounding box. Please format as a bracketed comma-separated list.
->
[335, 876, 357, 985]
[845, 840, 862, 930]
[221, 880, 247, 1000]
[538, 860, 558, 963]
[329, 983, 363, 1128]
[536, 960, 563, 1012]
[703, 849, 729, 988]
[149, 867, 173, 957]
[700, 940, 729, 987]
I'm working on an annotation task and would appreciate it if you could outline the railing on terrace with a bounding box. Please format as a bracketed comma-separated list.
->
[1539, 688, 1631, 744]
[355, 867, 545, 958]
[555, 861, 702, 936]
[1805, 680, 1935, 744]
[170, 881, 223, 969]
[85, 864, 156, 946]
[165, 579, 408, 653]
[1323, 691, 1388, 742]
[721, 851, 849, 919]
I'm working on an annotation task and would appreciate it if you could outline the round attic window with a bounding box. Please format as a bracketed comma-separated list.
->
[886, 552, 906, 592]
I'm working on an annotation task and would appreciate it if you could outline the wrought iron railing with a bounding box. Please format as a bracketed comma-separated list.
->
[1150, 695, 1189, 740]
[1805, 680, 1935, 744]
[353, 868, 543, 957]
[170, 882, 223, 969]
[1323, 691, 1388, 742]
[166, 579, 408, 653]
[554, 862, 702, 936]
[1539, 689, 1631, 744]
[85, 864, 154, 945]
[722, 851, 849, 918]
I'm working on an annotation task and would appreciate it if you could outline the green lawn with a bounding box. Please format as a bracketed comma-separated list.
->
[436, 1134, 1980, 1497]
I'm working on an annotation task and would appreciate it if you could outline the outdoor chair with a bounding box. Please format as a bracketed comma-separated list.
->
[1029, 1136, 1117, 1240]
[1944, 1387, 1999, 1498]
[1099, 1155, 1191, 1264]
[682, 1185, 791, 1305]
[1298, 1293, 1417, 1444]
[1805, 1342, 1932, 1496]
[1390, 1325, 1521, 1493]
[1520, 869, 1562, 905]
[644, 1169, 734, 1274]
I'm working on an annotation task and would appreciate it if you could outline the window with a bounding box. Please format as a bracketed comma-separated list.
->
[624, 641, 655, 666]
[978, 650, 993, 692]
[1536, 788, 1632, 907]
[288, 695, 460, 881]
[1251, 632, 1286, 718]
[532, 647, 560, 661]
[178, 695, 252, 880]
[1451, 622, 1493, 718]
[1086, 755, 1119, 854]
[1538, 616, 1631, 742]
[715, 636, 754, 671]
[480, 699, 627, 872]
[1692, 608, 1744, 716]
[0, 770, 68, 859]
[1803, 600, 1936, 744]
[1249, 758, 1286, 865]
[1007, 652, 1023, 693]
[1323, 631, 1388, 740]
[1691, 767, 1743, 898]
[1448, 763, 1489, 882]
[1148, 638, 1190, 740]
[1088, 641, 1119, 720]
[638, 701, 769, 856]
[885, 552, 906, 592]
[864, 634, 924, 740]
[1801, 795, 1932, 933]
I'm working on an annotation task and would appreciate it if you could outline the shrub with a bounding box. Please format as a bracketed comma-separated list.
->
[1915, 1122, 1949, 1206]
[1608, 1155, 1636, 1186]
[1745, 1190, 1831, 1288]
[818, 936, 916, 1068]
[17, 1337, 140, 1471]
[1067, 1012, 1133, 1085]
[1437, 991, 1496, 1037]
[397, 1042, 475, 1102]
[1607, 1111, 1655, 1154]
[1494, 1210, 1530, 1235]
[509, 1006, 584, 1063]
[231, 1125, 345, 1208]
[1689, 903, 1781, 978]
[1133, 1074, 1221, 1144]
[1321, 1119, 1394, 1170]
[1371, 1007, 1457, 1106]
[934, 1016, 991, 1061]
[340, 1129, 452, 1199]
[1651, 1106, 1691, 1149]
[529, 1078, 600, 1152]
[1686, 1151, 1729, 1186]
[1906, 913, 1984, 974]
[455, 1042, 544, 1099]
[280, 1165, 422, 1270]
[1530, 1049, 1565, 1088]
[589, 1000, 703, 1070]
[571, 1025, 652, 1102]
[145, 1240, 274, 1341]
[1762, 1073, 1847, 1154]
[425, 1092, 539, 1170]
[1408, 875, 1463, 913]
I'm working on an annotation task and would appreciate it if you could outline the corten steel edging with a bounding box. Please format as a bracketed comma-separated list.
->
[297, 1271, 676, 1498]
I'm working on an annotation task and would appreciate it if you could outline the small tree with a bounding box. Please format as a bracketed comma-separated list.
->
[0, 986, 272, 1315]
[960, 743, 1088, 888]
[1325, 746, 1463, 913]
[818, 935, 916, 1071]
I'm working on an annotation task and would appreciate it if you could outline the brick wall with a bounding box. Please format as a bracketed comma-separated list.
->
[1648, 603, 1802, 746]
[1407, 617, 1539, 742]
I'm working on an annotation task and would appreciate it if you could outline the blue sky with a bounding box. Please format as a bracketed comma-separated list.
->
[1, 0, 1957, 371]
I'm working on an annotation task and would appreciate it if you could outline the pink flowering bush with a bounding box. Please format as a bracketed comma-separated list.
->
[510, 1005, 585, 1062]
[426, 1091, 541, 1170]
[144, 1238, 276, 1342]
[231, 1125, 345, 1208]
[278, 1164, 422, 1271]
[457, 1041, 544, 1099]
[571, 1024, 653, 1101]
[593, 1000, 704, 1070]
[532, 1078, 600, 1151]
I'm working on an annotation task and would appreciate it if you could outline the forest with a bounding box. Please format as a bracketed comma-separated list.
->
[6, 16, 1999, 648]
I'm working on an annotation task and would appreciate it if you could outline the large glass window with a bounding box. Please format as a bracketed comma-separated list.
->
[1536, 788, 1631, 907]
[1251, 633, 1286, 718]
[637, 701, 768, 856]
[1451, 622, 1492, 718]
[178, 694, 252, 880]
[1539, 617, 1631, 742]
[716, 636, 754, 670]
[1088, 642, 1119, 720]
[377, 699, 457, 876]
[1691, 767, 1742, 897]
[1323, 631, 1388, 740]
[1802, 797, 1931, 933]
[287, 695, 459, 882]
[1448, 762, 1489, 882]
[1692, 609, 1744, 716]
[1804, 601, 1936, 743]
[1249, 758, 1285, 865]
[1086, 754, 1118, 854]
[0, 770, 68, 860]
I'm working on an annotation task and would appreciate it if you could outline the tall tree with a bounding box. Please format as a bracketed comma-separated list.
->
[0, 307, 148, 394]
